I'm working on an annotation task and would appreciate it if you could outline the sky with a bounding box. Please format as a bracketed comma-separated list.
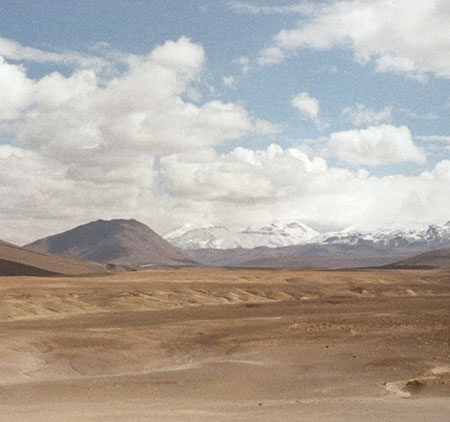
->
[0, 0, 449, 244]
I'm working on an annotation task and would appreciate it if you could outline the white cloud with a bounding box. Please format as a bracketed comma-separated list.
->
[222, 75, 235, 87]
[161, 144, 328, 201]
[0, 37, 277, 243]
[374, 54, 425, 81]
[0, 143, 162, 244]
[6, 37, 273, 165]
[0, 57, 34, 120]
[259, 0, 450, 79]
[292, 92, 320, 120]
[325, 125, 426, 166]
[416, 135, 450, 143]
[0, 37, 108, 70]
[258, 47, 285, 66]
[234, 56, 250, 74]
[0, 34, 446, 244]
[160, 144, 450, 229]
[342, 104, 392, 127]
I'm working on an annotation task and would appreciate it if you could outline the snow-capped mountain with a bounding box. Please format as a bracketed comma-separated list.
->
[319, 222, 450, 247]
[165, 221, 450, 251]
[164, 220, 319, 250]
[239, 221, 319, 248]
[165, 226, 242, 250]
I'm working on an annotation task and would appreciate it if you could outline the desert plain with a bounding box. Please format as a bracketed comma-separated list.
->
[0, 267, 449, 421]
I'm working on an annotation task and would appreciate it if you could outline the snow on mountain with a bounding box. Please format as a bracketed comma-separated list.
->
[239, 221, 320, 248]
[165, 220, 319, 250]
[165, 226, 242, 250]
[318, 222, 450, 246]
[163, 223, 197, 241]
[165, 220, 450, 250]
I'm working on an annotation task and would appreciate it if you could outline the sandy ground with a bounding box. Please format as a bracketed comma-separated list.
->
[0, 268, 449, 421]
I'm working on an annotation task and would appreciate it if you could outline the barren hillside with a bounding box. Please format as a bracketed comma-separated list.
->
[0, 239, 104, 276]
[26, 219, 197, 267]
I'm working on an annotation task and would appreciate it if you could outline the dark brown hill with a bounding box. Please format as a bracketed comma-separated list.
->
[25, 219, 197, 267]
[0, 259, 60, 276]
[0, 239, 104, 276]
[384, 247, 450, 269]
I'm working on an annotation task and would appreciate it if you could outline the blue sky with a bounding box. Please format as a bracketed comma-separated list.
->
[0, 0, 449, 243]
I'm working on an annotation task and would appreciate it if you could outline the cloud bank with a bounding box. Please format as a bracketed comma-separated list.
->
[160, 144, 449, 229]
[0, 37, 275, 242]
[0, 35, 447, 244]
[259, 0, 450, 79]
[325, 125, 426, 166]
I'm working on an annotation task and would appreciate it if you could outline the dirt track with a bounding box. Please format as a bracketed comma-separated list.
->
[0, 268, 449, 421]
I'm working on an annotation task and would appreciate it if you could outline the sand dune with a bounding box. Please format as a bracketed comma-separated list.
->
[0, 267, 448, 421]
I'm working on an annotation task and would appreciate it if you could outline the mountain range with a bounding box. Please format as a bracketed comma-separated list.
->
[1, 218, 448, 274]
[165, 220, 450, 268]
[165, 221, 319, 250]
[165, 220, 450, 250]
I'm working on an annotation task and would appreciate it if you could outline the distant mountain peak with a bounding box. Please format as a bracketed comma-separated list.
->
[165, 220, 450, 251]
[25, 219, 196, 267]
[165, 220, 320, 250]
